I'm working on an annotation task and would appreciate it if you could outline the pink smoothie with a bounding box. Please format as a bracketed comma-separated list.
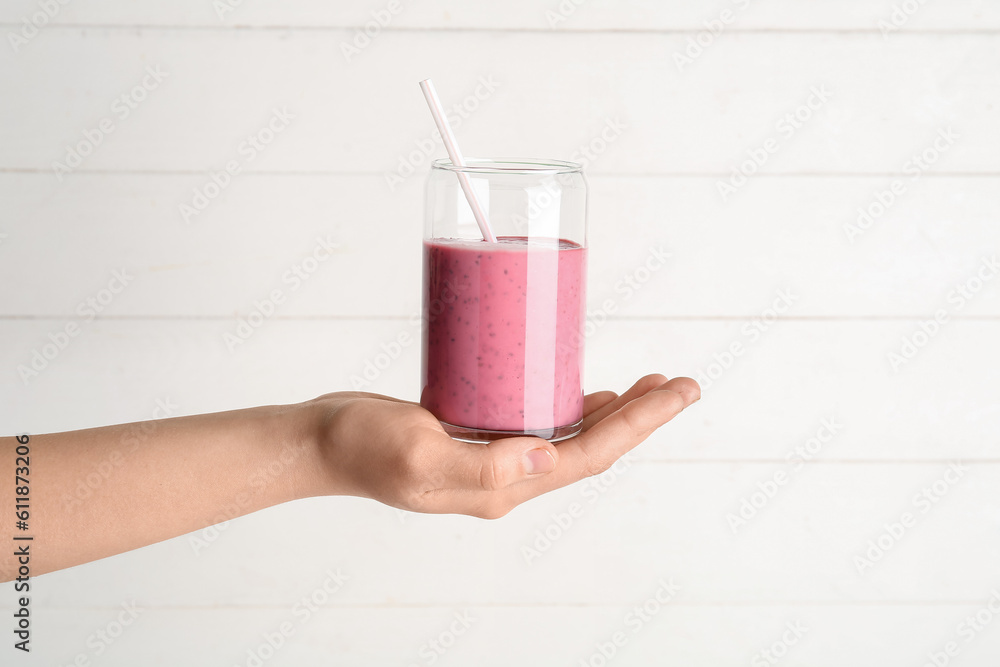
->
[420, 236, 586, 434]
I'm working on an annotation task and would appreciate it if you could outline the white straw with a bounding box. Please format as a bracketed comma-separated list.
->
[419, 79, 498, 244]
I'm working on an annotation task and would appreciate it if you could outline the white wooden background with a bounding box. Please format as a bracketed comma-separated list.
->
[2, 1, 1000, 665]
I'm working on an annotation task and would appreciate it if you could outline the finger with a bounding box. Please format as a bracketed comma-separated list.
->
[658, 376, 700, 406]
[444, 378, 699, 494]
[504, 384, 694, 505]
[447, 433, 561, 493]
[417, 378, 699, 502]
[425, 391, 621, 494]
[581, 373, 668, 430]
[583, 390, 618, 417]
[582, 375, 700, 431]
[562, 387, 688, 479]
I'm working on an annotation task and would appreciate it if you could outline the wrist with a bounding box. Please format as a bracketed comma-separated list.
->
[285, 395, 354, 500]
[258, 400, 330, 502]
[294, 393, 372, 501]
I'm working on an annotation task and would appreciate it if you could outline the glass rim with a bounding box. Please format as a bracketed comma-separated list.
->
[431, 157, 583, 175]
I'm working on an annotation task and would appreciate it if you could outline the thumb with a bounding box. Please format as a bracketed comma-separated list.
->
[467, 436, 560, 491]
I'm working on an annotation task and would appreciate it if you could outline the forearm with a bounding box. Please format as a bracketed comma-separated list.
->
[1, 402, 325, 580]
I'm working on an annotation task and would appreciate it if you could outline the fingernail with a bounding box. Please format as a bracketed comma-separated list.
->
[524, 448, 555, 475]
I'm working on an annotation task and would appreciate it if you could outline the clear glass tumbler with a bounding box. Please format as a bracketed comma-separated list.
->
[420, 158, 588, 443]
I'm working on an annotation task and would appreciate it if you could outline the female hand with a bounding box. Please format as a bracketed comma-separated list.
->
[308, 373, 700, 519]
